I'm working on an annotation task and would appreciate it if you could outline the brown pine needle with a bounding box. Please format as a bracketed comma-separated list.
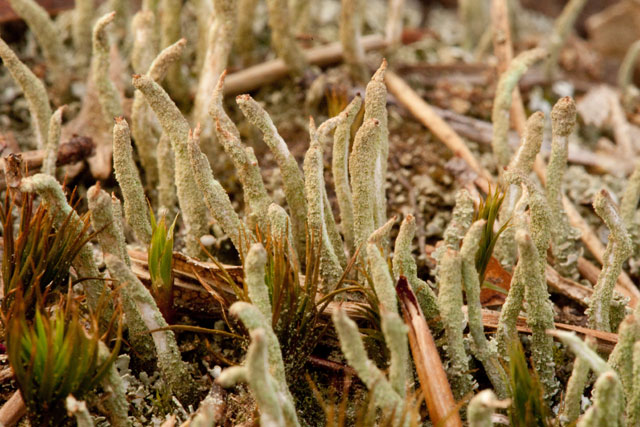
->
[396, 276, 462, 427]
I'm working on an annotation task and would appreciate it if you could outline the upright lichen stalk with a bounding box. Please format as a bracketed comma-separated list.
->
[112, 117, 153, 244]
[132, 74, 210, 258]
[437, 248, 475, 399]
[364, 60, 390, 236]
[586, 190, 633, 332]
[237, 94, 308, 259]
[546, 97, 581, 278]
[332, 95, 363, 253]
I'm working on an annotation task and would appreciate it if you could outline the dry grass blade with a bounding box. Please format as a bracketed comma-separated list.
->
[474, 186, 509, 284]
[396, 276, 462, 427]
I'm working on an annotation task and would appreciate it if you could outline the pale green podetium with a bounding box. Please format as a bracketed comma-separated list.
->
[160, 0, 188, 105]
[364, 60, 390, 235]
[234, 0, 259, 66]
[393, 214, 440, 322]
[586, 190, 633, 332]
[97, 342, 129, 427]
[495, 111, 544, 268]
[129, 12, 161, 189]
[437, 248, 475, 400]
[304, 118, 344, 291]
[157, 133, 177, 218]
[65, 397, 94, 427]
[92, 12, 124, 124]
[105, 254, 197, 407]
[131, 10, 158, 76]
[559, 336, 596, 426]
[607, 315, 640, 399]
[244, 243, 272, 321]
[218, 329, 300, 427]
[20, 174, 111, 321]
[518, 229, 558, 398]
[547, 97, 581, 278]
[460, 221, 508, 398]
[331, 308, 405, 423]
[491, 48, 547, 168]
[551, 331, 624, 424]
[367, 216, 396, 248]
[209, 72, 272, 232]
[186, 127, 244, 257]
[504, 171, 551, 266]
[112, 117, 152, 244]
[43, 106, 65, 176]
[0, 37, 51, 149]
[134, 38, 186, 206]
[432, 188, 474, 273]
[380, 311, 409, 396]
[332, 95, 363, 253]
[618, 39, 640, 109]
[366, 242, 397, 315]
[350, 118, 381, 254]
[72, 0, 94, 71]
[236, 94, 307, 259]
[620, 159, 640, 232]
[578, 371, 623, 427]
[268, 203, 298, 268]
[497, 228, 533, 355]
[225, 301, 298, 423]
[468, 390, 509, 427]
[316, 118, 348, 268]
[459, 0, 489, 51]
[132, 74, 210, 258]
[194, 0, 237, 144]
[627, 341, 640, 426]
[87, 185, 156, 367]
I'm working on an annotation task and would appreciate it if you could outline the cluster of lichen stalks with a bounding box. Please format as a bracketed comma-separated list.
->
[4, 0, 640, 426]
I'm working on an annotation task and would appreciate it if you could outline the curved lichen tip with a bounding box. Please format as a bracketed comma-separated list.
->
[93, 11, 117, 47]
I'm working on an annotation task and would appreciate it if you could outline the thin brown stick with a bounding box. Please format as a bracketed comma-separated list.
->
[223, 34, 386, 96]
[397, 276, 462, 427]
[577, 256, 600, 286]
[0, 391, 26, 427]
[490, 0, 527, 135]
[0, 136, 94, 190]
[385, 70, 492, 192]
[545, 264, 592, 307]
[477, 308, 618, 352]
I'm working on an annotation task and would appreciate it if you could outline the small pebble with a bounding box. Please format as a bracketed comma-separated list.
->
[212, 365, 222, 379]
[200, 234, 216, 246]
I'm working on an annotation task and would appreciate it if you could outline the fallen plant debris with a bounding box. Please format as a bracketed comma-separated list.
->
[3, 0, 640, 426]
